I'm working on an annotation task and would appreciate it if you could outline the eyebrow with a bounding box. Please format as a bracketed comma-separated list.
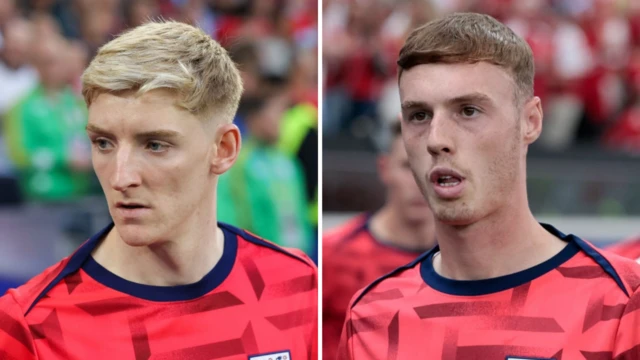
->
[85, 124, 182, 139]
[401, 92, 494, 110]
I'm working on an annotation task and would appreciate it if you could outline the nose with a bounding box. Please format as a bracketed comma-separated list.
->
[426, 113, 455, 157]
[110, 145, 141, 192]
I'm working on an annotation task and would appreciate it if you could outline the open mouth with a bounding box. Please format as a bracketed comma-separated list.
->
[436, 175, 461, 187]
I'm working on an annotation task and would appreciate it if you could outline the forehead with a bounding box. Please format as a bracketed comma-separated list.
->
[399, 62, 516, 106]
[87, 89, 193, 128]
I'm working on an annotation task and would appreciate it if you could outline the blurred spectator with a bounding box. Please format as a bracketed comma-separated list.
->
[279, 100, 318, 258]
[323, 0, 640, 155]
[217, 87, 315, 258]
[3, 33, 92, 202]
[0, 17, 38, 116]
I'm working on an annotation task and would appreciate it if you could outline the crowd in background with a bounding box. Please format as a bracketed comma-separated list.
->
[0, 0, 318, 293]
[323, 0, 640, 154]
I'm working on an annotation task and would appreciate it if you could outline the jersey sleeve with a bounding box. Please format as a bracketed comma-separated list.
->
[613, 286, 640, 358]
[336, 303, 354, 360]
[0, 293, 36, 360]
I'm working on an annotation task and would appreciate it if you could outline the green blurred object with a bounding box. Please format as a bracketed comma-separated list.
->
[217, 137, 314, 256]
[4, 85, 92, 202]
[278, 102, 318, 227]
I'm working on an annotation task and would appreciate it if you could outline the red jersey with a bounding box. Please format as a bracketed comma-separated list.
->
[0, 223, 317, 360]
[607, 236, 640, 262]
[338, 224, 640, 360]
[323, 215, 427, 360]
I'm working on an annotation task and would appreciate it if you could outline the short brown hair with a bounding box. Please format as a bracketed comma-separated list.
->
[82, 20, 243, 124]
[398, 12, 534, 103]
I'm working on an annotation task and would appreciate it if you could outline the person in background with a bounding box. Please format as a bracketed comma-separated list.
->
[323, 120, 435, 359]
[0, 20, 317, 359]
[4, 33, 92, 202]
[218, 86, 314, 258]
[0, 17, 38, 116]
[0, 17, 39, 199]
[338, 13, 640, 359]
[279, 100, 318, 261]
[607, 234, 640, 262]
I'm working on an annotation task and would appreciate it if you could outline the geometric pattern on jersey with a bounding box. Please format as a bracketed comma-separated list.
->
[323, 214, 429, 360]
[0, 222, 318, 360]
[338, 223, 640, 360]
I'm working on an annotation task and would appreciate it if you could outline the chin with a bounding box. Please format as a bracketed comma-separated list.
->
[114, 222, 162, 247]
[432, 203, 477, 226]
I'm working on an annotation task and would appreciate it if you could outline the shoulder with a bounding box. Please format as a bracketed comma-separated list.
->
[221, 222, 317, 274]
[4, 258, 70, 316]
[597, 248, 640, 296]
[606, 236, 640, 260]
[350, 251, 429, 309]
[565, 233, 640, 299]
[323, 214, 368, 248]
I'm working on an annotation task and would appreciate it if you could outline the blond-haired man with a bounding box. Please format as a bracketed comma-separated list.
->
[0, 21, 317, 360]
[338, 13, 640, 359]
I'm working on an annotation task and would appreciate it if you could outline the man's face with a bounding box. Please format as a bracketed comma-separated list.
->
[379, 137, 432, 225]
[87, 89, 216, 246]
[399, 62, 524, 225]
[252, 92, 289, 144]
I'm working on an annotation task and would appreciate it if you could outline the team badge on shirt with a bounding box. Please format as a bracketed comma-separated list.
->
[248, 350, 291, 360]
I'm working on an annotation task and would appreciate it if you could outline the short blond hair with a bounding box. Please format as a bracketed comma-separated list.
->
[82, 20, 243, 123]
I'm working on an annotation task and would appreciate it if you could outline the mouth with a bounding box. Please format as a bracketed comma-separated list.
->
[116, 203, 147, 210]
[429, 167, 464, 186]
[115, 202, 149, 210]
[428, 167, 466, 199]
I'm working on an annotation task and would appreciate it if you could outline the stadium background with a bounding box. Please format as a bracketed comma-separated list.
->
[0, 0, 318, 294]
[323, 0, 639, 245]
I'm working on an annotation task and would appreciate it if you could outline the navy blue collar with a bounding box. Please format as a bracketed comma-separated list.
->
[351, 223, 628, 307]
[25, 223, 237, 314]
[82, 224, 237, 302]
[419, 223, 580, 296]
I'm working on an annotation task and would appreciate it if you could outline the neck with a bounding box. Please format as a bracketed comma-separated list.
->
[369, 205, 436, 252]
[433, 190, 566, 281]
[93, 194, 223, 286]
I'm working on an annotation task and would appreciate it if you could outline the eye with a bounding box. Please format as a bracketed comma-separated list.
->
[146, 141, 168, 152]
[409, 111, 430, 122]
[92, 138, 113, 151]
[461, 106, 480, 118]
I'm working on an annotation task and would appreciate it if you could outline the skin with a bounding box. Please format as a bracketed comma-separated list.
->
[369, 135, 436, 251]
[87, 89, 241, 286]
[399, 61, 566, 280]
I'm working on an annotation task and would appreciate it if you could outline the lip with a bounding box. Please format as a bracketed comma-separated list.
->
[428, 167, 466, 199]
[114, 202, 151, 219]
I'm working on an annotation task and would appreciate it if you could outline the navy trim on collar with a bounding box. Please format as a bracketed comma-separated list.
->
[83, 225, 237, 302]
[351, 223, 627, 306]
[351, 248, 436, 308]
[420, 239, 579, 296]
[220, 223, 313, 267]
[26, 222, 238, 313]
[26, 223, 114, 315]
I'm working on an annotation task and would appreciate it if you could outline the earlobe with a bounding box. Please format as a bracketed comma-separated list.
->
[523, 97, 543, 145]
[210, 124, 241, 175]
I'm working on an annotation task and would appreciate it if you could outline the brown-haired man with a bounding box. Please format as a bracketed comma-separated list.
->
[338, 12, 640, 360]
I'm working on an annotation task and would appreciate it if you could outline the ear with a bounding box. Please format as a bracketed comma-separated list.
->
[522, 96, 543, 145]
[210, 123, 241, 175]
